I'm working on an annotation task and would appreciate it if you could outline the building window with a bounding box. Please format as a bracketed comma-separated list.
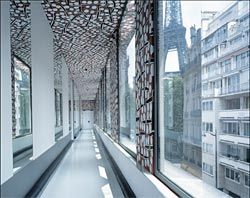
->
[243, 122, 250, 137]
[222, 122, 240, 135]
[243, 96, 250, 109]
[203, 143, 213, 154]
[55, 89, 63, 127]
[202, 122, 213, 132]
[224, 74, 240, 94]
[202, 162, 213, 175]
[221, 59, 231, 73]
[225, 168, 240, 183]
[12, 57, 32, 138]
[225, 98, 240, 110]
[202, 101, 213, 110]
[118, 1, 136, 154]
[236, 51, 249, 69]
[245, 174, 250, 187]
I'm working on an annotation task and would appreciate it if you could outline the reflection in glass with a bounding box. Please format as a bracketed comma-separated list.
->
[106, 60, 111, 135]
[119, 1, 136, 153]
[10, 0, 33, 171]
[13, 57, 32, 138]
[54, 40, 63, 140]
[157, 1, 249, 197]
[55, 89, 63, 140]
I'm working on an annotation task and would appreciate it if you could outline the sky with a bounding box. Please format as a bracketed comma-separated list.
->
[182, 0, 236, 46]
[125, 1, 237, 76]
[127, 35, 136, 88]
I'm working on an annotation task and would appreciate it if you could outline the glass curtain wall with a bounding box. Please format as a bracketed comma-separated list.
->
[54, 41, 63, 141]
[106, 59, 112, 134]
[118, 1, 136, 154]
[156, 1, 249, 197]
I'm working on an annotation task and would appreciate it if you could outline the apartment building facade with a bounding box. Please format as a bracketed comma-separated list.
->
[201, 1, 250, 197]
[182, 26, 202, 178]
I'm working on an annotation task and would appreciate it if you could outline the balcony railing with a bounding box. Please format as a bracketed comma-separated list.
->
[202, 88, 220, 97]
[219, 37, 249, 57]
[220, 82, 249, 95]
[202, 54, 218, 65]
[220, 152, 250, 164]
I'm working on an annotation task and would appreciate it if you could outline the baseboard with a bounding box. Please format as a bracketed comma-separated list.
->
[0, 134, 71, 198]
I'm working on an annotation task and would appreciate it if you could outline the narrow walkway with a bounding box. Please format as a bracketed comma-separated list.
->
[38, 130, 124, 198]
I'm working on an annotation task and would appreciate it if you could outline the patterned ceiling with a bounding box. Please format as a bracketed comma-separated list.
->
[42, 0, 127, 100]
[10, 0, 31, 66]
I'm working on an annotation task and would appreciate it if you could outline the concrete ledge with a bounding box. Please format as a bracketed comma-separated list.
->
[0, 133, 71, 198]
[95, 125, 177, 198]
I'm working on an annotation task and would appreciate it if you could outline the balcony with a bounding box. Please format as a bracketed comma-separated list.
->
[219, 134, 250, 145]
[202, 88, 220, 98]
[219, 37, 249, 58]
[220, 82, 249, 96]
[219, 109, 249, 119]
[202, 54, 218, 66]
[219, 155, 250, 172]
[227, 22, 249, 40]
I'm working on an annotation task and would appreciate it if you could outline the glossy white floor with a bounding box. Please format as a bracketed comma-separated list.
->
[38, 130, 124, 198]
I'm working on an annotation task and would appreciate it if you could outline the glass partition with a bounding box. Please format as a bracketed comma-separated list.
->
[10, 0, 33, 172]
[118, 1, 136, 154]
[106, 59, 111, 135]
[156, 1, 249, 197]
[54, 40, 63, 140]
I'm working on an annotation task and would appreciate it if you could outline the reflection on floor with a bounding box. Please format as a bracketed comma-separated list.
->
[38, 130, 124, 198]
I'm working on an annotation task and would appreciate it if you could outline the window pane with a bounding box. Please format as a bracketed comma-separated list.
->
[119, 1, 136, 153]
[157, 1, 249, 197]
[106, 59, 112, 135]
[13, 57, 32, 137]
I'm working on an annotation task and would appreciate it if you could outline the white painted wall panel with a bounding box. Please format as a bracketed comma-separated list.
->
[1, 1, 14, 184]
[31, 1, 55, 158]
[62, 58, 69, 137]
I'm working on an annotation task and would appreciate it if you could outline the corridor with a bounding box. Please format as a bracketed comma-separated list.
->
[39, 130, 123, 198]
[1, 0, 249, 197]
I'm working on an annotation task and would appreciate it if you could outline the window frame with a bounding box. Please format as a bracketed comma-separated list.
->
[153, 1, 192, 197]
[12, 55, 33, 139]
[117, 1, 137, 158]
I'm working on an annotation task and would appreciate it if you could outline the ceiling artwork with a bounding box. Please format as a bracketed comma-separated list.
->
[10, 0, 31, 67]
[42, 0, 127, 100]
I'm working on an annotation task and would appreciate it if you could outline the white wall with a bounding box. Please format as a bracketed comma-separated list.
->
[82, 111, 94, 129]
[62, 58, 69, 137]
[1, 1, 14, 184]
[31, 1, 55, 158]
[73, 86, 81, 132]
